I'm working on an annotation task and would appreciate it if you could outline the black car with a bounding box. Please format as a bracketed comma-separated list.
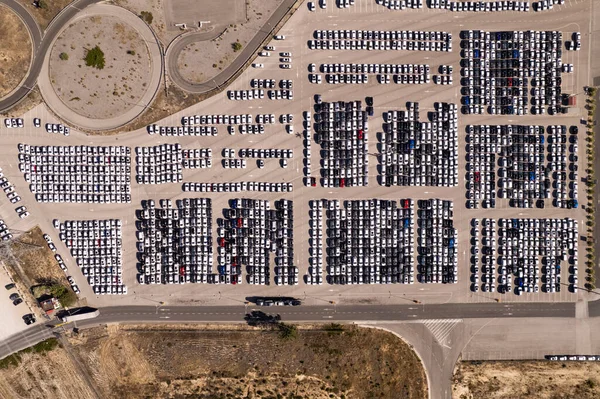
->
[9, 293, 20, 301]
[23, 314, 36, 325]
[13, 298, 23, 306]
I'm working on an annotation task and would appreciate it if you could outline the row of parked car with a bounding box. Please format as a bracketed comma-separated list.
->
[137, 199, 214, 285]
[18, 145, 131, 204]
[417, 199, 458, 284]
[375, 0, 422, 10]
[182, 181, 294, 193]
[471, 218, 497, 293]
[465, 124, 579, 210]
[314, 100, 369, 188]
[147, 124, 218, 136]
[317, 199, 416, 285]
[460, 29, 565, 116]
[182, 148, 212, 169]
[0, 219, 13, 241]
[309, 29, 452, 52]
[135, 144, 183, 185]
[218, 199, 298, 285]
[56, 219, 125, 295]
[430, 0, 530, 12]
[380, 102, 458, 188]
[0, 167, 21, 204]
[471, 218, 578, 295]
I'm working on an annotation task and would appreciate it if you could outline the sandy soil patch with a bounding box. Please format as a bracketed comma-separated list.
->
[0, 5, 32, 99]
[176, 0, 283, 84]
[453, 360, 600, 399]
[65, 324, 428, 399]
[49, 15, 152, 120]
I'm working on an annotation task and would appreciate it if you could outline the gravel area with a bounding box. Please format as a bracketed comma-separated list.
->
[49, 15, 152, 120]
[176, 0, 283, 84]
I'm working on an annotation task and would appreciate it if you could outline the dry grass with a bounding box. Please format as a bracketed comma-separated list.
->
[0, 5, 32, 99]
[65, 324, 428, 399]
[11, 226, 69, 287]
[453, 360, 600, 399]
[17, 0, 72, 30]
[0, 342, 96, 399]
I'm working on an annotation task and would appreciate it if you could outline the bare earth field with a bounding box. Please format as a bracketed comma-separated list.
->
[176, 0, 282, 84]
[49, 15, 152, 120]
[0, 5, 32, 99]
[0, 324, 428, 399]
[453, 360, 600, 399]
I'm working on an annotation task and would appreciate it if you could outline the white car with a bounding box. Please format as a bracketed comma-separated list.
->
[274, 35, 286, 40]
[252, 63, 264, 68]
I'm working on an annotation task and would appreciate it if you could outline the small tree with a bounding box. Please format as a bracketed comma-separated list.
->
[59, 52, 69, 61]
[84, 46, 105, 70]
[232, 41, 243, 52]
[49, 284, 77, 307]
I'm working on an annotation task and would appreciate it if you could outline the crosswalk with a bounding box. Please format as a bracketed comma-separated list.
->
[418, 318, 462, 347]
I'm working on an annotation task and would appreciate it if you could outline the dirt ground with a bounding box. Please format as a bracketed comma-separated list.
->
[16, 0, 71, 29]
[0, 5, 32, 99]
[177, 0, 283, 84]
[453, 360, 600, 399]
[49, 15, 152, 120]
[46, 324, 428, 399]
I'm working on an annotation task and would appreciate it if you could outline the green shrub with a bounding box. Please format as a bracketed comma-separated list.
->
[232, 41, 243, 52]
[127, 50, 136, 56]
[139, 11, 153, 25]
[59, 52, 69, 61]
[84, 46, 105, 70]
[278, 323, 298, 340]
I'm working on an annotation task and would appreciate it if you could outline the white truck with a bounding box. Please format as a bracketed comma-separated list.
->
[59, 309, 99, 323]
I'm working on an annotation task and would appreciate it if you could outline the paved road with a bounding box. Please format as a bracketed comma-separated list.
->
[0, 301, 576, 360]
[0, 0, 103, 112]
[166, 0, 298, 93]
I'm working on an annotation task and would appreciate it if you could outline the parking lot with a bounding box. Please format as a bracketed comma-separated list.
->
[0, 0, 592, 307]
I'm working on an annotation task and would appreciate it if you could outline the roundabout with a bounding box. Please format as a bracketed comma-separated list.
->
[37, 4, 163, 131]
[48, 14, 152, 121]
